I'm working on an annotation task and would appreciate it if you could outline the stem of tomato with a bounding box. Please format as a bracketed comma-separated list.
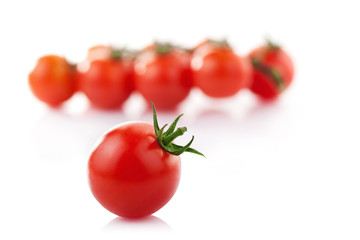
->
[252, 59, 284, 91]
[161, 127, 187, 145]
[111, 48, 124, 59]
[151, 102, 205, 157]
[155, 42, 173, 54]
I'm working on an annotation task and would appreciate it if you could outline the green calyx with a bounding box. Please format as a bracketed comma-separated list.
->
[111, 47, 139, 60]
[151, 102, 205, 157]
[111, 47, 124, 60]
[155, 42, 173, 55]
[251, 59, 285, 91]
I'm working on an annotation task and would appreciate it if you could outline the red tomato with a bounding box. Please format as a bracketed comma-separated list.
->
[134, 43, 193, 110]
[248, 41, 294, 99]
[191, 40, 252, 98]
[28, 55, 76, 106]
[77, 49, 134, 109]
[88, 103, 203, 218]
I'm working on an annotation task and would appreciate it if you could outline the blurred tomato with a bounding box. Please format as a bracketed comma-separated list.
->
[248, 41, 294, 99]
[191, 40, 251, 98]
[28, 55, 76, 106]
[134, 43, 193, 110]
[77, 46, 134, 109]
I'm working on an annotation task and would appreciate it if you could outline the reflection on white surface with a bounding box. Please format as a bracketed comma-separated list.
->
[104, 215, 172, 233]
[9, 78, 358, 240]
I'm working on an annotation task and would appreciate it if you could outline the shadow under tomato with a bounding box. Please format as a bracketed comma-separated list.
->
[103, 215, 172, 233]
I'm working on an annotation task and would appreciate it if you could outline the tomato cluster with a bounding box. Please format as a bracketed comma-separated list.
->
[28, 39, 295, 219]
[28, 39, 294, 109]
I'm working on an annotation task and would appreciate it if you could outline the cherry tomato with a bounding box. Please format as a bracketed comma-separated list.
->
[88, 103, 203, 218]
[134, 43, 193, 110]
[191, 40, 252, 98]
[248, 41, 294, 99]
[28, 55, 76, 106]
[77, 47, 134, 109]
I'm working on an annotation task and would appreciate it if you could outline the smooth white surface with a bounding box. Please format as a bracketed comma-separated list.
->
[1, 0, 360, 239]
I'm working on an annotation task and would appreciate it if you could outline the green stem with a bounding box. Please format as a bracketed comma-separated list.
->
[252, 59, 284, 91]
[162, 127, 187, 145]
[155, 42, 173, 54]
[151, 102, 205, 157]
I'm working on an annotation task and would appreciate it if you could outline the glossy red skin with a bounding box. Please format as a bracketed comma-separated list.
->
[192, 46, 252, 98]
[88, 122, 181, 218]
[248, 46, 294, 99]
[28, 55, 76, 106]
[134, 50, 193, 110]
[78, 58, 134, 109]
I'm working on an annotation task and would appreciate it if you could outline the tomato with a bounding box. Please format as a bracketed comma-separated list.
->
[134, 43, 193, 110]
[248, 41, 294, 99]
[191, 40, 252, 98]
[88, 103, 203, 218]
[28, 55, 76, 106]
[77, 47, 134, 109]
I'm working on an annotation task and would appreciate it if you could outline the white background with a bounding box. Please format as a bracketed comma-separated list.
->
[1, 0, 360, 239]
